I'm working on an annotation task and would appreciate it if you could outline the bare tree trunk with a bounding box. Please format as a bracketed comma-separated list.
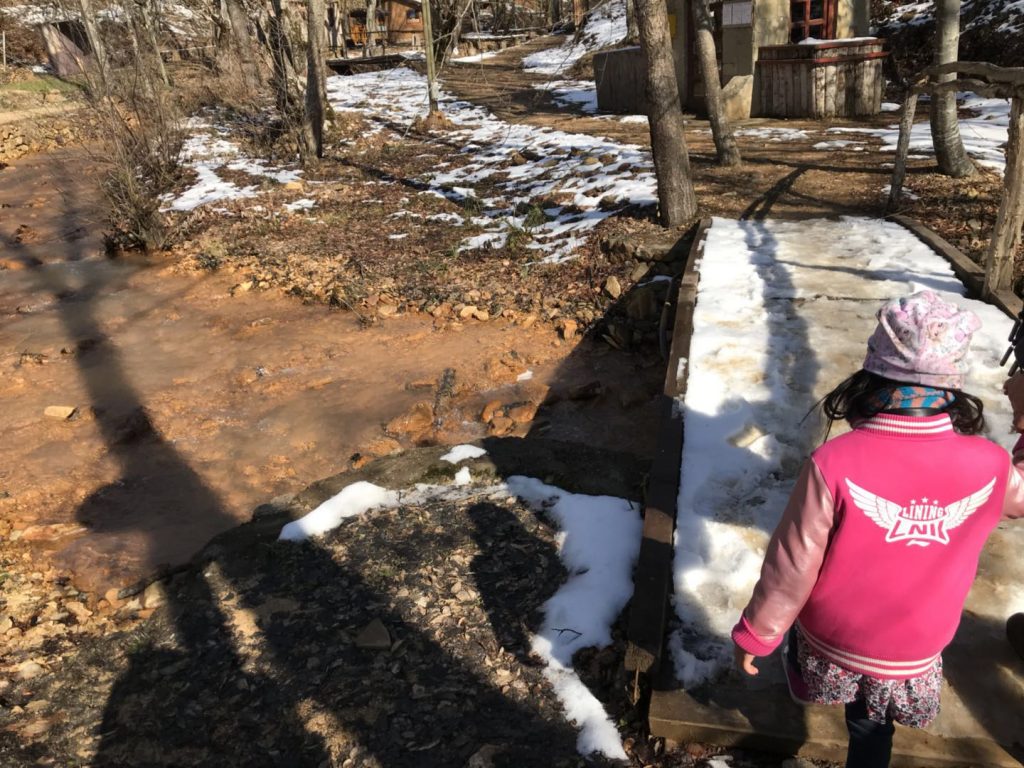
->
[223, 0, 259, 87]
[983, 96, 1024, 297]
[268, 0, 302, 113]
[547, 0, 559, 27]
[625, 0, 637, 43]
[887, 90, 919, 211]
[692, 0, 738, 167]
[78, 0, 110, 92]
[364, 0, 378, 55]
[444, 0, 475, 61]
[634, 0, 697, 226]
[930, 0, 975, 177]
[340, 0, 352, 55]
[469, 0, 480, 33]
[141, 0, 170, 86]
[305, 0, 327, 158]
[422, 0, 440, 112]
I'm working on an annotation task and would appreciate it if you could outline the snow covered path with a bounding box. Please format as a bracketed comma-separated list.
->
[670, 216, 1024, 730]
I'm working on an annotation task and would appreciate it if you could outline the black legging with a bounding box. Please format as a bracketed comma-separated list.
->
[845, 697, 895, 768]
[788, 628, 895, 768]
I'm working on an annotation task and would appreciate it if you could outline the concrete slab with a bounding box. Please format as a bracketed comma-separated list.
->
[653, 217, 1024, 766]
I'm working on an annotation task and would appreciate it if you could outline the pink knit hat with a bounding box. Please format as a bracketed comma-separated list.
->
[863, 291, 982, 389]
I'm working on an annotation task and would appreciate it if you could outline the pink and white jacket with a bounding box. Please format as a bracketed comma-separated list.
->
[732, 413, 1024, 679]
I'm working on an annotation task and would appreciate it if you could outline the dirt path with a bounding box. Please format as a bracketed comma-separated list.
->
[0, 147, 665, 598]
[0, 103, 78, 126]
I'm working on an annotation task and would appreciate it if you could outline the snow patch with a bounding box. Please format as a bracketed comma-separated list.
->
[828, 92, 1011, 173]
[508, 475, 641, 759]
[521, 0, 627, 75]
[278, 482, 399, 541]
[327, 68, 657, 263]
[440, 444, 488, 464]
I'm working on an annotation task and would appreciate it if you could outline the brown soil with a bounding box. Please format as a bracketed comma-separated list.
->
[0, 145, 667, 602]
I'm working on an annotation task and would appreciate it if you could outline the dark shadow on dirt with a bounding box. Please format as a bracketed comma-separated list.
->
[469, 501, 562, 663]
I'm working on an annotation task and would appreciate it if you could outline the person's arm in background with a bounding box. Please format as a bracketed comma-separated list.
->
[1001, 375, 1024, 520]
[732, 458, 836, 675]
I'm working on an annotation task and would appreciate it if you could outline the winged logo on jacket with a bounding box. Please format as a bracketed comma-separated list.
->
[844, 477, 995, 547]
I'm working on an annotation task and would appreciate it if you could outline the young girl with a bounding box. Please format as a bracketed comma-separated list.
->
[731, 290, 1024, 767]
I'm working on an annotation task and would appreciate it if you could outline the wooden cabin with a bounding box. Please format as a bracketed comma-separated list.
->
[337, 0, 423, 48]
[596, 0, 882, 119]
[386, 0, 423, 45]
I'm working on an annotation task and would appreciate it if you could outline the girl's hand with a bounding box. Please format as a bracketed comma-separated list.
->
[733, 645, 759, 676]
[1005, 375, 1024, 433]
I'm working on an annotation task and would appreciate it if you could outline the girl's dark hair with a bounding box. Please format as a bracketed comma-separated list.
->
[818, 369, 986, 436]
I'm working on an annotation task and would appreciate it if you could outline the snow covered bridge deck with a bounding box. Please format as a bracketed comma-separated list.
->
[643, 216, 1024, 766]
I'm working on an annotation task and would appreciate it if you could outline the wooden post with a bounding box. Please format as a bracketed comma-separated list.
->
[983, 94, 1024, 297]
[887, 88, 920, 212]
[421, 0, 440, 113]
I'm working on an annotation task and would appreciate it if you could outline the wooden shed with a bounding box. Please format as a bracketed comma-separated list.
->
[756, 37, 885, 117]
[595, 0, 881, 120]
[385, 0, 423, 45]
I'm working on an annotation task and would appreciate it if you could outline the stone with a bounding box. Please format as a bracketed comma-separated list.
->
[580, 156, 601, 166]
[603, 276, 622, 299]
[471, 309, 489, 321]
[354, 619, 391, 650]
[283, 180, 304, 191]
[16, 661, 44, 680]
[557, 318, 578, 341]
[630, 262, 649, 283]
[377, 304, 398, 318]
[143, 581, 167, 609]
[489, 416, 514, 435]
[507, 404, 537, 423]
[385, 402, 434, 439]
[103, 589, 124, 610]
[459, 304, 479, 319]
[519, 313, 538, 329]
[509, 151, 527, 166]
[43, 405, 76, 420]
[721, 74, 754, 122]
[623, 285, 661, 320]
[466, 745, 503, 768]
[64, 601, 93, 622]
[568, 381, 602, 400]
[480, 400, 503, 423]
[361, 437, 403, 457]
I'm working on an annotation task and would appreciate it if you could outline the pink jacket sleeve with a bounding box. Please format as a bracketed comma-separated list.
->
[1001, 436, 1024, 520]
[731, 458, 836, 657]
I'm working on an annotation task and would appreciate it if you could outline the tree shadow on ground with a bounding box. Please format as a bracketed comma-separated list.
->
[0, 151, 641, 767]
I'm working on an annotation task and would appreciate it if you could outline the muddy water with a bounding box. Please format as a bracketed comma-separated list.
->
[1, 149, 662, 596]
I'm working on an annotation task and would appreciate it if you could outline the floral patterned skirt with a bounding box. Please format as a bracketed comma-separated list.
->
[793, 626, 943, 728]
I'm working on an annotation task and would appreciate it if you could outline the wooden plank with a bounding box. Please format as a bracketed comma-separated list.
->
[983, 96, 1024, 297]
[625, 219, 711, 675]
[890, 215, 986, 293]
[649, 687, 1023, 768]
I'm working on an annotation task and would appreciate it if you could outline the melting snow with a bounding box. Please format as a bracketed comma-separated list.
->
[167, 123, 302, 212]
[824, 92, 1011, 173]
[440, 444, 488, 464]
[521, 0, 627, 75]
[327, 67, 656, 263]
[533, 80, 599, 113]
[670, 216, 1022, 687]
[278, 471, 640, 759]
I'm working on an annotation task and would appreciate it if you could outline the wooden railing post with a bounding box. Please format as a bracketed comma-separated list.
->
[983, 94, 1024, 298]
